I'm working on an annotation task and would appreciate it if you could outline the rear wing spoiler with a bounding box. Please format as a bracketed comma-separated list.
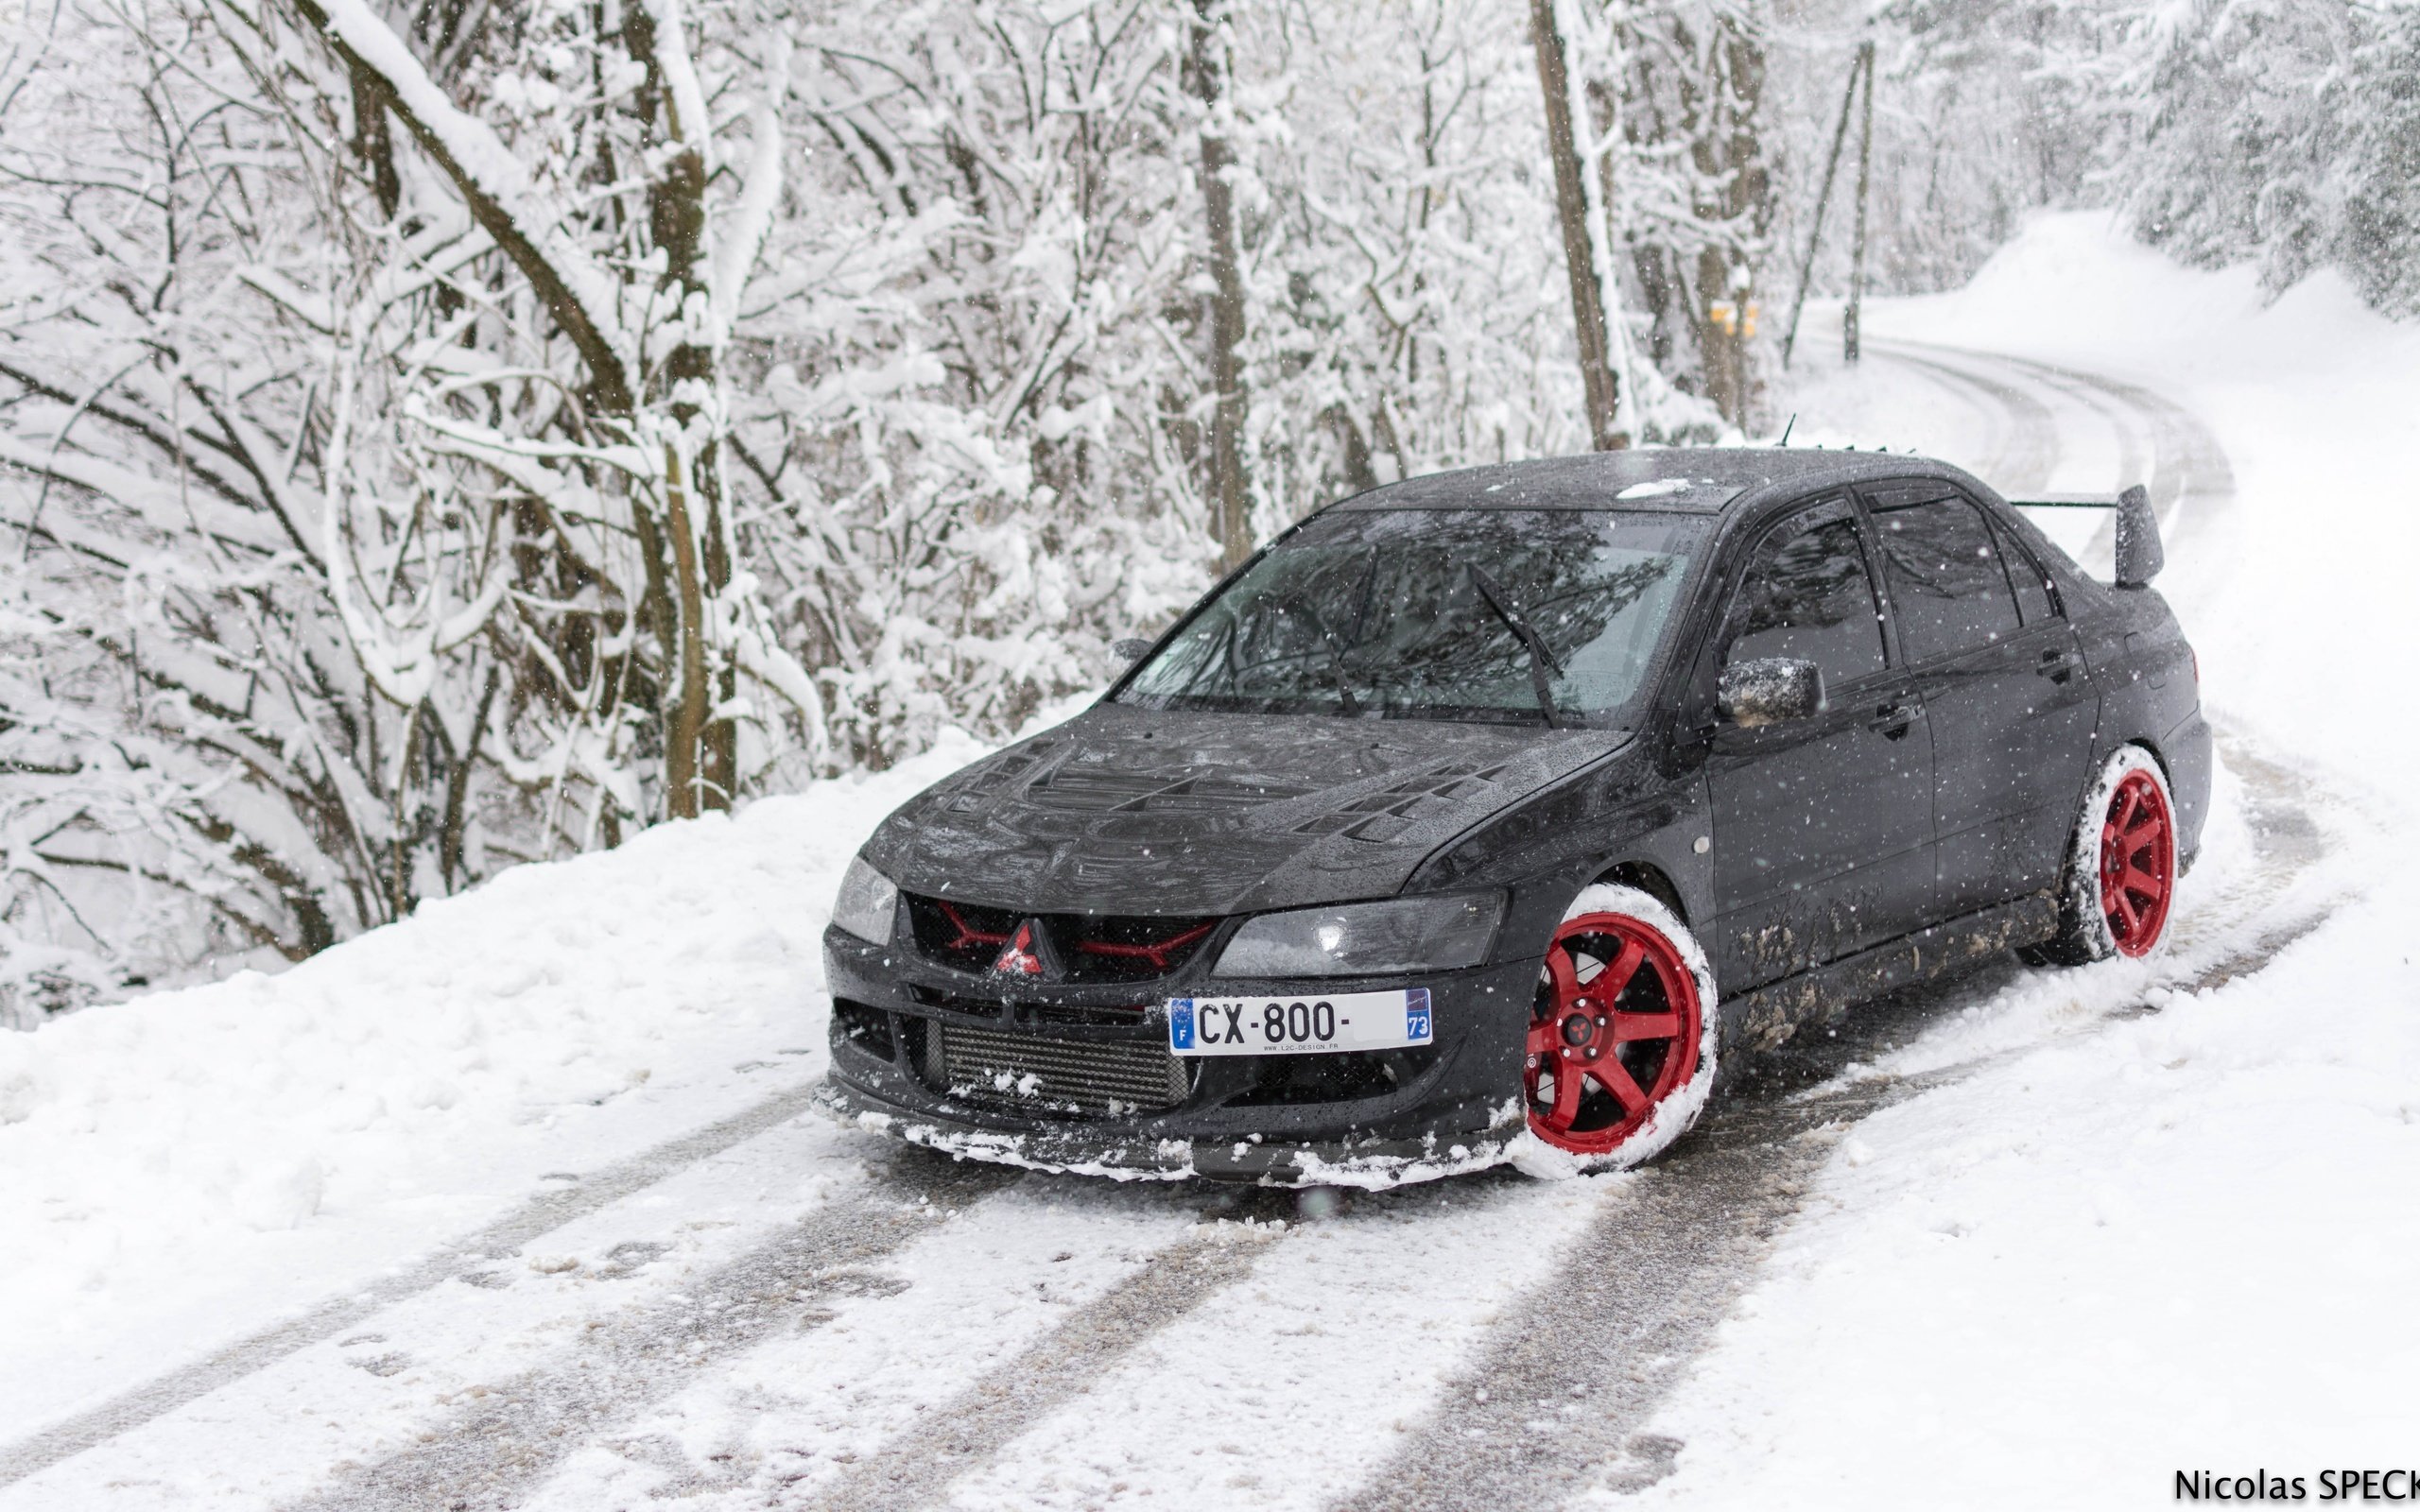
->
[2006, 484, 2163, 588]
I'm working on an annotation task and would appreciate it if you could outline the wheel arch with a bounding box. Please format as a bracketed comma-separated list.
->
[1590, 860, 1688, 925]
[2118, 730, 2170, 780]
[2070, 729, 2170, 821]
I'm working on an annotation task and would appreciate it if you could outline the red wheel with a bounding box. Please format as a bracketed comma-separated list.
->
[1525, 890, 1711, 1160]
[2031, 745, 2181, 966]
[2098, 767, 2176, 957]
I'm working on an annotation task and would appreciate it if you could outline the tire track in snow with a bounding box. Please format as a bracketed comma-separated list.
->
[794, 1217, 1290, 1512]
[1862, 342, 2060, 494]
[0, 1076, 852, 1489]
[1988, 349, 2239, 522]
[489, 1180, 1267, 1511]
[1327, 1091, 1883, 1511]
[284, 1148, 1022, 1512]
[890, 1175, 1615, 1511]
[1870, 338, 2240, 555]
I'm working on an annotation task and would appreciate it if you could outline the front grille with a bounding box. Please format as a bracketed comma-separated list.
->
[1022, 1001, 1150, 1028]
[904, 895, 1219, 984]
[908, 897, 1021, 972]
[909, 987, 1151, 1029]
[933, 1023, 1190, 1115]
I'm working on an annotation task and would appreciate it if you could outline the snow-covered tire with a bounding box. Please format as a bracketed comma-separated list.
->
[2024, 745, 2180, 967]
[1509, 884, 1719, 1179]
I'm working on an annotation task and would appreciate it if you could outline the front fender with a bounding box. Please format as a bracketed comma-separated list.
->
[1411, 757, 1715, 969]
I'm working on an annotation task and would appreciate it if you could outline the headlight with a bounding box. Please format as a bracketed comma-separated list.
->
[1211, 892, 1503, 978]
[832, 856, 898, 945]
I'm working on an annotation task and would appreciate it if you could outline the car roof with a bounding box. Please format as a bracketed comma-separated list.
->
[1330, 446, 1985, 517]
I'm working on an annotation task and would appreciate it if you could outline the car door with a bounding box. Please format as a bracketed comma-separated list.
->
[1703, 497, 1936, 991]
[1863, 483, 2096, 919]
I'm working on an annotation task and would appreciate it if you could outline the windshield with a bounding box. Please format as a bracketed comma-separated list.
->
[1117, 508, 1705, 724]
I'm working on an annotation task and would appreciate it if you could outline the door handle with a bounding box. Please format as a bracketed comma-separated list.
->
[1868, 700, 1924, 739]
[2036, 646, 2081, 683]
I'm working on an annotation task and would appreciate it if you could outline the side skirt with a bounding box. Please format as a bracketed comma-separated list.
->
[1719, 893, 2060, 1054]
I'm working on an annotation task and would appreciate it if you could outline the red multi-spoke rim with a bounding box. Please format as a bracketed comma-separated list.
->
[1527, 912, 1703, 1156]
[2100, 769, 2176, 957]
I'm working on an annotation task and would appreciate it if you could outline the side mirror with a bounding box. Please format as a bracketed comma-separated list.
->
[1720, 656, 1826, 729]
[2115, 484, 2164, 588]
[1111, 637, 1152, 664]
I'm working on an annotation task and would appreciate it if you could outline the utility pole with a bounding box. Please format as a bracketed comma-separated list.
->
[1529, 0, 1624, 450]
[1780, 43, 1866, 369]
[1843, 39, 1876, 366]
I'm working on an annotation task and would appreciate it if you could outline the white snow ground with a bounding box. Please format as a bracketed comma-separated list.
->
[2, 213, 2414, 1510]
[0, 730, 1002, 1465]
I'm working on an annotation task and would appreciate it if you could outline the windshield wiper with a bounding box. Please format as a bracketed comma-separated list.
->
[1469, 567, 1564, 729]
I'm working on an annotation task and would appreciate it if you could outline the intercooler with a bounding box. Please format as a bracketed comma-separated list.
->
[930, 1022, 1190, 1114]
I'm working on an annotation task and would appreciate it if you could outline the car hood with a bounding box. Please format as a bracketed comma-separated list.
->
[861, 702, 1629, 917]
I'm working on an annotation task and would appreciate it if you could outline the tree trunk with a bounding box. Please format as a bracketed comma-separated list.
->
[347, 60, 400, 219]
[1698, 24, 1769, 428]
[1529, 0, 1623, 451]
[1846, 41, 1876, 366]
[661, 443, 713, 819]
[1187, 0, 1253, 572]
[628, 0, 736, 815]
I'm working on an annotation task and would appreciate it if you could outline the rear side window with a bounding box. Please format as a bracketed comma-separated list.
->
[1725, 505, 1887, 689]
[1872, 494, 2022, 662]
[1991, 517, 2058, 625]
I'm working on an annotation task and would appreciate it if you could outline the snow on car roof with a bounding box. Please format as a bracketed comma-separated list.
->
[1336, 445, 1973, 514]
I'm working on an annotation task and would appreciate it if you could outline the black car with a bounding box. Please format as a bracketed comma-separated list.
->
[819, 448, 2207, 1185]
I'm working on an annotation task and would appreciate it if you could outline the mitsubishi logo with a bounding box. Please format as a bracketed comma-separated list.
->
[992, 919, 1049, 978]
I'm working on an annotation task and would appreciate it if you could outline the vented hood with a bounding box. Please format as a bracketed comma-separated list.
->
[859, 702, 1627, 917]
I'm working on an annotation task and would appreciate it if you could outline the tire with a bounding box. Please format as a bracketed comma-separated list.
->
[2024, 745, 2181, 967]
[1510, 884, 1720, 1177]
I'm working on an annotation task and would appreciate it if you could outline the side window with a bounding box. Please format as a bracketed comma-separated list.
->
[1872, 493, 2022, 662]
[1725, 506, 1887, 689]
[1991, 516, 2058, 625]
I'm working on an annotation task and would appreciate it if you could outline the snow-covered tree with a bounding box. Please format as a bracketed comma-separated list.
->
[41, 0, 2420, 1020]
[2125, 0, 2420, 317]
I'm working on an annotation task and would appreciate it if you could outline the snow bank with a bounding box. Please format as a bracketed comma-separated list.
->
[1872, 209, 2294, 361]
[1609, 871, 2420, 1510]
[0, 730, 994, 1428]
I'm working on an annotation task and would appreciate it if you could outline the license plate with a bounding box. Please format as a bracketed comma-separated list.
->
[1167, 988, 1432, 1057]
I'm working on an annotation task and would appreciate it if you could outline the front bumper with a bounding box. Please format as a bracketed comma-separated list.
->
[813, 1077, 1521, 1188]
[821, 926, 1532, 1188]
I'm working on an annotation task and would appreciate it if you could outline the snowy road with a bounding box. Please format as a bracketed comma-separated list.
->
[0, 335, 2371, 1511]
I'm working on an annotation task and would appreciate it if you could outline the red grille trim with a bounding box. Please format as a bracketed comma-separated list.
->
[1071, 920, 1217, 971]
[937, 902, 1012, 952]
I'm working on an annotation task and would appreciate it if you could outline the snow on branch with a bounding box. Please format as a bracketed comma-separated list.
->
[279, 0, 636, 412]
[714, 31, 790, 334]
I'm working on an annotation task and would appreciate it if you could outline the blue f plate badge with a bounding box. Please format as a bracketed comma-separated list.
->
[1168, 987, 1434, 1057]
